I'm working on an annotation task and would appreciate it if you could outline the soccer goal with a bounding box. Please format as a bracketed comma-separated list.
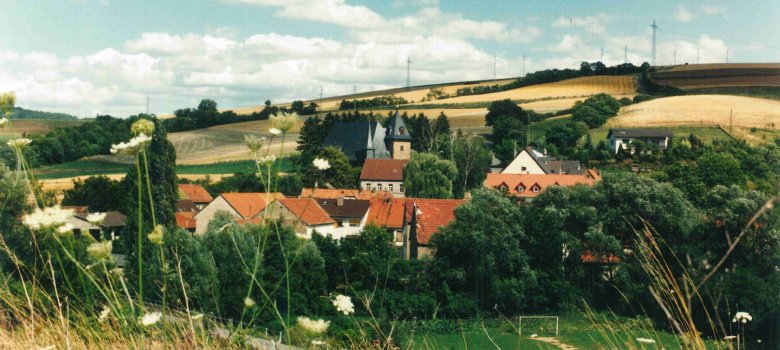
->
[518, 316, 559, 337]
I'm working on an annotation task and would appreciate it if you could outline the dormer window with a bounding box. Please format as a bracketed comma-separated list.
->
[531, 184, 541, 193]
[399, 126, 405, 135]
[516, 184, 525, 192]
[499, 183, 508, 192]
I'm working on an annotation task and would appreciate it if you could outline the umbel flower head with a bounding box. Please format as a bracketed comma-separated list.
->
[297, 316, 330, 334]
[268, 127, 281, 136]
[140, 311, 162, 326]
[733, 311, 752, 323]
[110, 134, 152, 155]
[244, 134, 266, 153]
[636, 338, 656, 344]
[0, 91, 15, 116]
[22, 205, 74, 232]
[87, 241, 113, 261]
[257, 154, 277, 167]
[244, 297, 256, 308]
[312, 158, 330, 171]
[86, 212, 106, 225]
[332, 294, 354, 315]
[7, 138, 32, 151]
[147, 225, 164, 245]
[0, 117, 8, 128]
[131, 119, 155, 136]
[270, 112, 298, 134]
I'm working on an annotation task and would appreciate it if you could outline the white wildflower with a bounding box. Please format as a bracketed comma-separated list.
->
[7, 138, 32, 150]
[0, 91, 16, 115]
[0, 117, 7, 128]
[87, 241, 112, 261]
[191, 313, 204, 321]
[311, 340, 326, 346]
[636, 337, 656, 344]
[313, 158, 330, 171]
[57, 223, 74, 235]
[244, 297, 256, 308]
[269, 128, 282, 136]
[332, 294, 354, 315]
[244, 134, 266, 153]
[22, 205, 74, 231]
[270, 112, 297, 133]
[140, 311, 162, 326]
[297, 316, 330, 334]
[723, 335, 737, 340]
[86, 212, 107, 225]
[530, 334, 538, 338]
[110, 268, 124, 277]
[733, 311, 752, 323]
[36, 346, 54, 350]
[147, 225, 164, 245]
[257, 154, 277, 167]
[131, 119, 155, 136]
[98, 305, 111, 322]
[110, 133, 151, 155]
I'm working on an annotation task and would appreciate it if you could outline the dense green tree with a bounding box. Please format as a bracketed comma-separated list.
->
[571, 94, 621, 128]
[403, 152, 458, 199]
[485, 99, 528, 127]
[302, 146, 358, 189]
[544, 121, 588, 153]
[451, 132, 492, 198]
[431, 189, 535, 316]
[163, 228, 219, 312]
[697, 152, 745, 187]
[62, 175, 126, 212]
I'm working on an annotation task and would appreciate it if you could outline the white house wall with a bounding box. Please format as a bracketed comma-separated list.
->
[193, 196, 240, 235]
[502, 150, 546, 174]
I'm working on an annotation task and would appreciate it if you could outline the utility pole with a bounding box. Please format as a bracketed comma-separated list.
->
[600, 48, 604, 62]
[320, 84, 323, 101]
[522, 53, 526, 77]
[726, 48, 729, 63]
[624, 45, 628, 64]
[146, 95, 149, 115]
[674, 50, 677, 65]
[492, 55, 496, 79]
[651, 20, 658, 66]
[697, 47, 700, 64]
[406, 56, 411, 89]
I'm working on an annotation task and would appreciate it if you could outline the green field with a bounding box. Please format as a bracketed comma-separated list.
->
[33, 158, 295, 180]
[590, 125, 733, 145]
[404, 314, 716, 349]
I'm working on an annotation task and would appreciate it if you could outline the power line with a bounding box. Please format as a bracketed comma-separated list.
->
[651, 20, 658, 65]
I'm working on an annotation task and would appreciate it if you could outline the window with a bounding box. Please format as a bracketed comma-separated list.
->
[377, 184, 382, 191]
[532, 185, 541, 193]
[521, 166, 527, 171]
[388, 184, 394, 192]
[516, 185, 525, 192]
[499, 184, 508, 192]
[400, 184, 404, 193]
[364, 182, 371, 190]
[349, 219, 361, 226]
[400, 145, 404, 151]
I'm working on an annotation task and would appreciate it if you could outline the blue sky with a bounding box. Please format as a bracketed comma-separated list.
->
[1, 0, 778, 117]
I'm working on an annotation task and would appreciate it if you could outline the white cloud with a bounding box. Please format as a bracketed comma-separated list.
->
[552, 13, 611, 35]
[674, 6, 694, 22]
[232, 0, 384, 28]
[702, 5, 725, 15]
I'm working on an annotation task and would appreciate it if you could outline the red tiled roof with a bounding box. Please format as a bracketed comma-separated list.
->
[405, 198, 464, 245]
[300, 188, 395, 200]
[221, 192, 285, 219]
[367, 198, 406, 229]
[360, 159, 409, 181]
[176, 212, 196, 230]
[278, 198, 335, 226]
[179, 184, 214, 203]
[483, 172, 600, 198]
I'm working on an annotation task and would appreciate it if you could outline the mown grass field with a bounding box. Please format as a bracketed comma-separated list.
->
[0, 119, 85, 138]
[403, 313, 719, 350]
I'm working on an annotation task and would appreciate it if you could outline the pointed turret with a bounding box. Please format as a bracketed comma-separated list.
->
[385, 111, 412, 160]
[365, 122, 375, 158]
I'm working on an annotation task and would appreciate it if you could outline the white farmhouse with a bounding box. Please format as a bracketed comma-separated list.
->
[607, 128, 673, 153]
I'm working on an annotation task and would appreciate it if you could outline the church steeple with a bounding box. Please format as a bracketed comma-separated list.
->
[365, 122, 375, 159]
[385, 112, 412, 160]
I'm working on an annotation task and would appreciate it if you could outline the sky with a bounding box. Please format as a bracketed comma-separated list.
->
[1, 0, 778, 118]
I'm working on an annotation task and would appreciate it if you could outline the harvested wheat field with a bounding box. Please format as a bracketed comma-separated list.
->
[168, 119, 302, 164]
[40, 173, 228, 191]
[651, 63, 780, 89]
[410, 76, 636, 105]
[609, 95, 780, 129]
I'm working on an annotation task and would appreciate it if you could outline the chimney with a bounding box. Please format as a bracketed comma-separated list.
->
[337, 197, 344, 206]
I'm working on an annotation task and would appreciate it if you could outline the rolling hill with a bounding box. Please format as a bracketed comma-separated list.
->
[650, 63, 780, 89]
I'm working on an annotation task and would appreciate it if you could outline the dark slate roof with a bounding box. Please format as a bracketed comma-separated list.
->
[607, 128, 673, 139]
[316, 198, 371, 219]
[384, 112, 412, 142]
[323, 121, 387, 161]
[77, 211, 126, 227]
[525, 147, 585, 175]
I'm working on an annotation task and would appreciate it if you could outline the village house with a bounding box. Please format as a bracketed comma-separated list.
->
[360, 158, 408, 197]
[366, 197, 407, 247]
[607, 128, 673, 153]
[260, 198, 336, 239]
[484, 171, 601, 199]
[299, 188, 393, 200]
[502, 147, 586, 175]
[193, 192, 285, 235]
[178, 184, 213, 211]
[323, 112, 412, 162]
[316, 197, 371, 238]
[403, 198, 465, 260]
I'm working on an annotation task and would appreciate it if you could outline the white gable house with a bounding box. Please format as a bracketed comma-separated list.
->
[608, 128, 673, 153]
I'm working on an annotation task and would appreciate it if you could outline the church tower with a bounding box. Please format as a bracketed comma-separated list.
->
[385, 112, 412, 160]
